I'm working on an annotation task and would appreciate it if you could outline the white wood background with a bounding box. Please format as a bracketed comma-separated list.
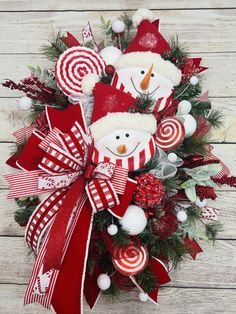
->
[0, 1, 236, 313]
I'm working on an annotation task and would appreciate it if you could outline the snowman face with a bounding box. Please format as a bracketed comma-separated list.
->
[117, 67, 174, 101]
[94, 129, 155, 171]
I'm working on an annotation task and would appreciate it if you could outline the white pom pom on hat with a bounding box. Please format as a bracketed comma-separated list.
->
[81, 73, 100, 96]
[132, 8, 155, 27]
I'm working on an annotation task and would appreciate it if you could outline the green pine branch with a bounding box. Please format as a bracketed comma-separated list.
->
[136, 265, 157, 293]
[41, 31, 67, 62]
[28, 65, 57, 89]
[207, 109, 224, 129]
[162, 36, 189, 66]
[176, 136, 208, 157]
[190, 100, 212, 117]
[205, 221, 223, 243]
[173, 82, 202, 102]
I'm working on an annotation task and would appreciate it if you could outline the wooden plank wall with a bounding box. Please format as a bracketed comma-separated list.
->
[0, 1, 236, 313]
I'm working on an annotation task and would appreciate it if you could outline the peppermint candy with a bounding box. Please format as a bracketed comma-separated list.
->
[55, 46, 105, 96]
[155, 117, 185, 151]
[112, 244, 148, 275]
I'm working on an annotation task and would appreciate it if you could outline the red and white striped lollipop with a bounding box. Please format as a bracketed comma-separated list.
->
[112, 244, 148, 276]
[55, 46, 105, 96]
[155, 117, 185, 151]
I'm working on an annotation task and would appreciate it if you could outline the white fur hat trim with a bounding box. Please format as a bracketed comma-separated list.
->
[90, 112, 157, 140]
[132, 8, 155, 27]
[115, 52, 182, 86]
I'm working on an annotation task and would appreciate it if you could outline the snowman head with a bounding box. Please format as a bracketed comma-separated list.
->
[114, 52, 181, 105]
[90, 112, 157, 171]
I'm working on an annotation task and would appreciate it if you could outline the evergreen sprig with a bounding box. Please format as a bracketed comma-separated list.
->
[176, 136, 208, 157]
[100, 16, 113, 46]
[129, 94, 155, 113]
[190, 100, 212, 117]
[93, 210, 112, 231]
[41, 31, 67, 62]
[136, 265, 157, 293]
[162, 36, 189, 66]
[112, 228, 130, 246]
[205, 221, 223, 242]
[207, 109, 224, 129]
[174, 82, 202, 101]
[103, 281, 121, 300]
[28, 65, 57, 89]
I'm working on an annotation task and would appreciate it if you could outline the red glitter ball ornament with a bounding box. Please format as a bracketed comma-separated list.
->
[133, 173, 164, 209]
[105, 64, 115, 76]
[151, 209, 178, 240]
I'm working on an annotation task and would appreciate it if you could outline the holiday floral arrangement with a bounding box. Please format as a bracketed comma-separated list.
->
[3, 8, 236, 314]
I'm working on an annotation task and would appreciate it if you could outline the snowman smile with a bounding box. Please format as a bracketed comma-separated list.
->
[130, 78, 160, 96]
[106, 142, 140, 157]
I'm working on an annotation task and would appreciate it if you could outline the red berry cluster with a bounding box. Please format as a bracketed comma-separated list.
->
[35, 111, 50, 135]
[133, 173, 164, 209]
[196, 185, 217, 201]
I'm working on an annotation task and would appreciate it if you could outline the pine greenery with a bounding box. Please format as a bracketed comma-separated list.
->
[41, 31, 67, 62]
[205, 221, 223, 242]
[207, 109, 224, 129]
[190, 100, 212, 117]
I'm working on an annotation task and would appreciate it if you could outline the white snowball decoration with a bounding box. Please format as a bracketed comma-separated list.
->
[81, 73, 100, 96]
[112, 19, 125, 33]
[178, 100, 192, 115]
[100, 46, 122, 66]
[97, 274, 111, 291]
[167, 152, 178, 163]
[183, 114, 197, 137]
[195, 198, 207, 208]
[107, 224, 118, 236]
[132, 8, 154, 27]
[139, 292, 149, 302]
[190, 75, 199, 85]
[119, 205, 147, 235]
[177, 210, 188, 222]
[18, 96, 32, 111]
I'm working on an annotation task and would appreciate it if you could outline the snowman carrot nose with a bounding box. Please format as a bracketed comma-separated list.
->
[117, 144, 127, 154]
[140, 64, 154, 91]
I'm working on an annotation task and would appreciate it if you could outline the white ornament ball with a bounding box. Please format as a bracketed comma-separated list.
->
[195, 198, 207, 208]
[190, 75, 199, 85]
[100, 46, 122, 66]
[167, 152, 178, 163]
[81, 73, 100, 96]
[119, 205, 147, 235]
[139, 292, 149, 302]
[178, 100, 192, 115]
[18, 96, 32, 111]
[107, 224, 118, 236]
[112, 19, 125, 33]
[97, 274, 111, 291]
[183, 114, 197, 137]
[177, 210, 188, 222]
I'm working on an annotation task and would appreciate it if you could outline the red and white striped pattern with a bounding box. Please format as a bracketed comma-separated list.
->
[57, 121, 87, 162]
[5, 170, 46, 199]
[25, 189, 67, 252]
[86, 178, 119, 212]
[39, 128, 63, 152]
[111, 73, 132, 96]
[39, 143, 82, 175]
[24, 194, 88, 308]
[92, 136, 156, 171]
[153, 91, 173, 113]
[111, 167, 128, 194]
[55, 46, 105, 96]
[112, 245, 148, 276]
[155, 117, 185, 151]
[13, 125, 35, 145]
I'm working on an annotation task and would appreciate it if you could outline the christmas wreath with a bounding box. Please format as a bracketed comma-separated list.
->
[3, 8, 236, 313]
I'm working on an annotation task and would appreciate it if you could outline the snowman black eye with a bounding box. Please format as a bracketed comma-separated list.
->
[125, 133, 130, 137]
[141, 70, 145, 74]
[151, 73, 154, 77]
[116, 135, 120, 140]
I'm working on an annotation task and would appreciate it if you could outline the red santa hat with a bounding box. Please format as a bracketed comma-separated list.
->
[90, 82, 157, 140]
[114, 9, 182, 86]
